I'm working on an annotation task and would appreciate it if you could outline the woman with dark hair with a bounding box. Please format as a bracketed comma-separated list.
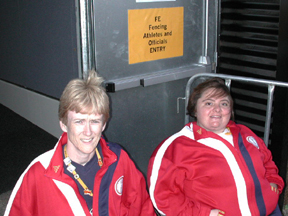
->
[148, 78, 284, 216]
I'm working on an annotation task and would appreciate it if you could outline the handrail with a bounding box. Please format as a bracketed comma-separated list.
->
[184, 73, 288, 146]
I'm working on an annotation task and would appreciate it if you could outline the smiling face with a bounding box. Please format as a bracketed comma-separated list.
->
[60, 110, 106, 165]
[195, 88, 231, 134]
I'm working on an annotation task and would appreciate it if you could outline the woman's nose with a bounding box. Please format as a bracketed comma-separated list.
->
[213, 104, 221, 112]
[83, 123, 92, 135]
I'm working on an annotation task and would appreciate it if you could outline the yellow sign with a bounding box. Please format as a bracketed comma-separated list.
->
[128, 7, 183, 64]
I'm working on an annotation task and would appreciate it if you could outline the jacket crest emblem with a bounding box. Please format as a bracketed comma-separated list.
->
[115, 176, 124, 196]
[246, 136, 259, 149]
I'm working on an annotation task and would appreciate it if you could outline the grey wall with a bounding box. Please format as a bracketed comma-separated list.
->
[0, 0, 79, 99]
[92, 0, 217, 175]
[0, 0, 217, 177]
[105, 78, 190, 175]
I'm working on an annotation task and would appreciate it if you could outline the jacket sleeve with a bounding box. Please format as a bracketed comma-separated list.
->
[4, 164, 39, 216]
[120, 150, 156, 216]
[147, 153, 211, 216]
[256, 136, 285, 193]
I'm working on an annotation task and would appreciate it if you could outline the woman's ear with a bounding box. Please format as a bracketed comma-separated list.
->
[102, 123, 106, 132]
[59, 121, 68, 132]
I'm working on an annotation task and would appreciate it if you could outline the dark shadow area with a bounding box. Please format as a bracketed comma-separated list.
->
[0, 103, 58, 194]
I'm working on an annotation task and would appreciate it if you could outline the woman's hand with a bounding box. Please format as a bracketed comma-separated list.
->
[210, 209, 225, 216]
[209, 209, 219, 216]
[270, 182, 279, 194]
[270, 182, 278, 189]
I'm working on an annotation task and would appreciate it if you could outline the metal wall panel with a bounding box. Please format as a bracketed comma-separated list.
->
[217, 2, 288, 207]
[217, 0, 280, 140]
[94, 0, 204, 79]
[89, 0, 218, 174]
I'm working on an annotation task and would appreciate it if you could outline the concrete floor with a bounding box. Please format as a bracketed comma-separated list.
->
[0, 190, 11, 216]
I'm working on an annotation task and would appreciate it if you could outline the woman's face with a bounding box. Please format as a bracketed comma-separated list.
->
[195, 88, 231, 134]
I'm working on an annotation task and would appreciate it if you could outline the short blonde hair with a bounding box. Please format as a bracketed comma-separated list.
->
[58, 70, 109, 125]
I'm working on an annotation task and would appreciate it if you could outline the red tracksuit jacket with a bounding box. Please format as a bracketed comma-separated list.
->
[5, 133, 156, 216]
[148, 121, 284, 216]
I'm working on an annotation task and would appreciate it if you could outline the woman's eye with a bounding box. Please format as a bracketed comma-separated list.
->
[205, 102, 212, 106]
[222, 102, 229, 107]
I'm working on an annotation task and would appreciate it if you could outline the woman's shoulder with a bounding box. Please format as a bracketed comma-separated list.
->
[230, 121, 255, 133]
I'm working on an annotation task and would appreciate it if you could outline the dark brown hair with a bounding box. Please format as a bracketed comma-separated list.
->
[187, 77, 234, 120]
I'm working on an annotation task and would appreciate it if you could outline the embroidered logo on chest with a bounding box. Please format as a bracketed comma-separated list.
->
[246, 136, 259, 149]
[197, 128, 202, 135]
[115, 176, 124, 196]
[53, 165, 60, 173]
